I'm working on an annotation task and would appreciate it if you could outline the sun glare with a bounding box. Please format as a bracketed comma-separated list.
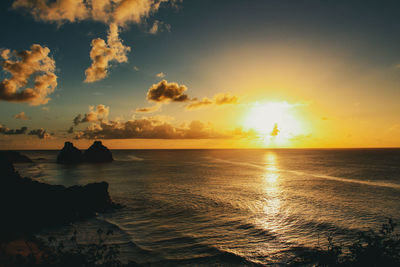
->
[243, 102, 305, 146]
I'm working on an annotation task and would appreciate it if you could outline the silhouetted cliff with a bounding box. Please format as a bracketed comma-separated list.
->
[0, 151, 33, 163]
[0, 155, 119, 241]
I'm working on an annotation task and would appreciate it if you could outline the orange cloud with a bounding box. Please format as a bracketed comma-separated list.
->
[13, 0, 178, 82]
[185, 97, 213, 110]
[135, 104, 161, 113]
[85, 23, 131, 83]
[73, 104, 110, 126]
[14, 112, 30, 120]
[270, 123, 279, 137]
[214, 93, 238, 105]
[12, 0, 172, 26]
[186, 93, 239, 110]
[0, 44, 57, 105]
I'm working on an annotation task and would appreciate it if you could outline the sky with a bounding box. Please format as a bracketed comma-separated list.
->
[0, 0, 400, 149]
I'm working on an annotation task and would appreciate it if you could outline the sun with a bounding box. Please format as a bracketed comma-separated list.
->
[243, 101, 305, 145]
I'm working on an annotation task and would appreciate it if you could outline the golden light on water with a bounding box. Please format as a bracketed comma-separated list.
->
[243, 102, 305, 146]
[259, 152, 282, 236]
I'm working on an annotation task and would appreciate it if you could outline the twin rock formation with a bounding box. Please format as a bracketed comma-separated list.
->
[57, 141, 113, 164]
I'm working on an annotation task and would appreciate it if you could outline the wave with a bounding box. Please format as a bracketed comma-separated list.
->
[150, 251, 263, 266]
[128, 155, 144, 161]
[236, 223, 277, 241]
[289, 170, 400, 190]
[116, 155, 145, 162]
[206, 156, 400, 190]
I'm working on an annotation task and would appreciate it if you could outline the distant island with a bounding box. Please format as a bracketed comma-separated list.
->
[57, 141, 113, 164]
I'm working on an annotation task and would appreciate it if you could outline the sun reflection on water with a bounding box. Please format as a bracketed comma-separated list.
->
[259, 152, 284, 234]
[264, 152, 279, 187]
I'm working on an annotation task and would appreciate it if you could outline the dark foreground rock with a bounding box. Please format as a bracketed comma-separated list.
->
[57, 141, 84, 164]
[0, 151, 33, 163]
[0, 155, 119, 241]
[83, 141, 113, 163]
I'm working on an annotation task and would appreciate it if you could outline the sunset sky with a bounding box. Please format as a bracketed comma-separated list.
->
[1, 0, 400, 149]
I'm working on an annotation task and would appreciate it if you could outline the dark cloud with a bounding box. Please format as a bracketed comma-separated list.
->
[147, 80, 190, 103]
[28, 128, 51, 139]
[0, 125, 28, 135]
[138, 80, 239, 111]
[0, 44, 57, 105]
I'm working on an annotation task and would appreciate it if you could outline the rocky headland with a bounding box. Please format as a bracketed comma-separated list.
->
[0, 153, 119, 241]
[0, 151, 33, 163]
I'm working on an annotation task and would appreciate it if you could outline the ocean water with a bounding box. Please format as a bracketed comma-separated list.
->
[14, 149, 400, 266]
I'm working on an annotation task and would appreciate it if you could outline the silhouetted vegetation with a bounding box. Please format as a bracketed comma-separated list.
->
[291, 219, 400, 266]
[1, 229, 139, 267]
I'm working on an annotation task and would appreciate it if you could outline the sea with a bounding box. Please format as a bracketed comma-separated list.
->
[13, 149, 400, 266]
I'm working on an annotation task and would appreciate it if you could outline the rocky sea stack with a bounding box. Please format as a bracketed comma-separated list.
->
[57, 141, 84, 164]
[84, 141, 113, 163]
[57, 141, 113, 164]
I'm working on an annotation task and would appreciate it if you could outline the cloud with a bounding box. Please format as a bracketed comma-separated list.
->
[13, 0, 178, 82]
[0, 44, 57, 105]
[185, 93, 239, 110]
[155, 72, 166, 78]
[270, 123, 279, 137]
[75, 117, 228, 140]
[12, 0, 174, 26]
[133, 66, 139, 71]
[73, 104, 110, 126]
[138, 80, 239, 111]
[214, 93, 238, 105]
[0, 125, 28, 135]
[14, 111, 30, 120]
[84, 23, 131, 83]
[147, 80, 190, 103]
[135, 104, 161, 113]
[28, 128, 51, 139]
[71, 104, 255, 140]
[185, 97, 213, 110]
[148, 20, 171, 34]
